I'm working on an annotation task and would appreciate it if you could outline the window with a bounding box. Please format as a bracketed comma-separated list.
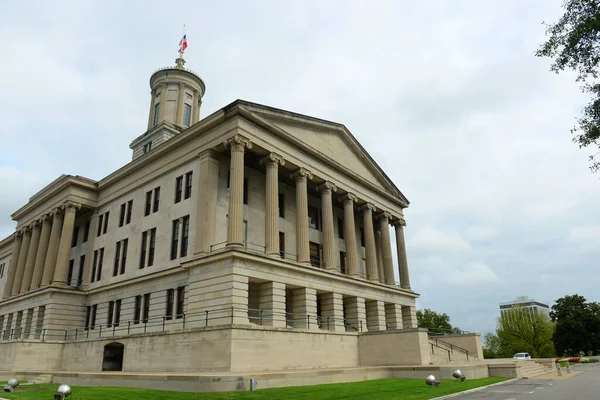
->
[153, 187, 160, 213]
[91, 250, 98, 283]
[243, 179, 249, 205]
[85, 306, 91, 330]
[176, 286, 185, 318]
[83, 220, 90, 243]
[338, 217, 344, 239]
[97, 248, 104, 281]
[360, 228, 365, 247]
[308, 206, 320, 230]
[119, 204, 126, 227]
[183, 103, 192, 127]
[145, 191, 152, 216]
[148, 228, 156, 266]
[0, 263, 4, 278]
[279, 232, 285, 258]
[90, 304, 97, 330]
[166, 289, 175, 320]
[113, 241, 121, 277]
[181, 216, 190, 257]
[340, 251, 347, 274]
[184, 171, 193, 199]
[175, 176, 183, 203]
[279, 194, 284, 218]
[140, 231, 148, 269]
[71, 227, 79, 248]
[171, 220, 179, 260]
[120, 239, 128, 275]
[97, 214, 103, 237]
[114, 300, 121, 327]
[134, 296, 142, 324]
[153, 103, 159, 126]
[77, 255, 85, 286]
[143, 293, 151, 323]
[67, 259, 74, 285]
[103, 212, 109, 234]
[107, 301, 114, 328]
[126, 200, 133, 224]
[185, 92, 193, 100]
[143, 142, 152, 154]
[309, 242, 321, 268]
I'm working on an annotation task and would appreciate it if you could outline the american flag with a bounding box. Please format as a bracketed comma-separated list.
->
[179, 34, 188, 53]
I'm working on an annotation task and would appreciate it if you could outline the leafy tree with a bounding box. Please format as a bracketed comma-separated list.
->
[536, 0, 600, 173]
[483, 332, 501, 358]
[417, 308, 461, 334]
[551, 294, 600, 355]
[486, 306, 555, 358]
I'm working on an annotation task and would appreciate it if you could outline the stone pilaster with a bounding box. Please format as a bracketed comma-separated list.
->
[11, 227, 31, 297]
[320, 292, 345, 332]
[262, 153, 285, 257]
[20, 221, 41, 293]
[366, 300, 386, 331]
[176, 83, 185, 126]
[225, 135, 252, 248]
[342, 193, 359, 276]
[385, 303, 404, 329]
[192, 90, 201, 123]
[30, 215, 52, 291]
[2, 233, 22, 299]
[52, 202, 80, 286]
[147, 89, 156, 130]
[195, 150, 219, 254]
[319, 181, 337, 271]
[379, 212, 396, 285]
[258, 281, 286, 327]
[375, 230, 385, 283]
[344, 296, 367, 332]
[291, 287, 317, 329]
[394, 218, 411, 290]
[361, 203, 379, 282]
[292, 168, 313, 264]
[157, 83, 167, 123]
[41, 210, 63, 287]
[82, 211, 99, 287]
[402, 305, 417, 329]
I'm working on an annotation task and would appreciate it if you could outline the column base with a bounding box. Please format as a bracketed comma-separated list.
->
[226, 242, 244, 248]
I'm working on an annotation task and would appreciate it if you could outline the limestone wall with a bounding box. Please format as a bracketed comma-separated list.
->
[0, 340, 63, 371]
[430, 334, 484, 360]
[358, 328, 430, 366]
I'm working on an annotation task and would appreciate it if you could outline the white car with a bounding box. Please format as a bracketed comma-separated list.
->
[513, 352, 532, 360]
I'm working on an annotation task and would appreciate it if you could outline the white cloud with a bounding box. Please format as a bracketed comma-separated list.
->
[410, 226, 471, 253]
[465, 226, 498, 241]
[445, 263, 500, 286]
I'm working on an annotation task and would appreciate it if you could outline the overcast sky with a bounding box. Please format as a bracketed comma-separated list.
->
[1, 0, 599, 336]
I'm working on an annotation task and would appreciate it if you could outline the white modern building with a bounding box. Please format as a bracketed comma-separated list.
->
[499, 296, 550, 319]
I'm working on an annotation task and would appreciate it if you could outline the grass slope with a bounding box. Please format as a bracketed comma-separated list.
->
[2, 377, 508, 400]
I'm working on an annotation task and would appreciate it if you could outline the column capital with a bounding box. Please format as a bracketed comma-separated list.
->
[38, 214, 51, 224]
[260, 152, 285, 168]
[377, 211, 393, 222]
[318, 181, 337, 194]
[28, 220, 40, 230]
[360, 203, 377, 213]
[61, 201, 81, 213]
[392, 218, 407, 227]
[160, 82, 168, 89]
[291, 167, 313, 182]
[340, 192, 358, 203]
[179, 82, 186, 89]
[50, 207, 63, 217]
[224, 135, 252, 151]
[18, 226, 31, 235]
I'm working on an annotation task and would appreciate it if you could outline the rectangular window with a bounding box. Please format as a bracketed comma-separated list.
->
[120, 239, 128, 275]
[107, 301, 114, 328]
[66, 259, 74, 285]
[85, 306, 91, 330]
[119, 203, 126, 227]
[143, 293, 151, 323]
[97, 248, 104, 281]
[153, 187, 160, 213]
[243, 179, 249, 205]
[176, 286, 185, 318]
[340, 251, 347, 274]
[175, 176, 183, 203]
[77, 255, 85, 286]
[71, 227, 79, 248]
[183, 103, 192, 127]
[145, 191, 152, 216]
[181, 216, 189, 257]
[114, 299, 121, 327]
[171, 220, 179, 260]
[279, 193, 284, 218]
[126, 200, 133, 224]
[91, 250, 98, 283]
[140, 231, 148, 269]
[103, 212, 109, 234]
[148, 228, 156, 266]
[113, 241, 121, 276]
[184, 171, 193, 199]
[308, 206, 320, 230]
[360, 228, 365, 247]
[90, 304, 97, 329]
[143, 142, 152, 154]
[338, 217, 344, 239]
[309, 242, 321, 268]
[279, 232, 285, 258]
[185, 92, 193, 100]
[97, 214, 103, 237]
[83, 220, 90, 243]
[166, 289, 174, 320]
[153, 103, 159, 126]
[134, 296, 142, 324]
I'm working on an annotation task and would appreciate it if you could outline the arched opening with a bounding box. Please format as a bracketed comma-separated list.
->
[102, 342, 124, 371]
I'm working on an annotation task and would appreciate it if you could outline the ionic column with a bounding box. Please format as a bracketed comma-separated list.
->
[41, 210, 63, 287]
[361, 203, 378, 281]
[195, 150, 219, 254]
[30, 215, 52, 290]
[2, 233, 23, 299]
[262, 153, 285, 256]
[292, 168, 313, 264]
[147, 89, 156, 130]
[20, 221, 42, 293]
[342, 193, 359, 276]
[394, 219, 411, 290]
[319, 181, 337, 270]
[82, 211, 99, 287]
[225, 135, 251, 247]
[379, 212, 396, 285]
[11, 227, 31, 297]
[52, 202, 80, 286]
[176, 83, 185, 126]
[157, 83, 167, 123]
[375, 230, 385, 283]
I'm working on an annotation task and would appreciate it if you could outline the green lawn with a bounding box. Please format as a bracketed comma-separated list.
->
[2, 377, 508, 400]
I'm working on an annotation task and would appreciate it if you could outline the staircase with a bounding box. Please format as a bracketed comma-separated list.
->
[428, 338, 470, 364]
[519, 360, 553, 378]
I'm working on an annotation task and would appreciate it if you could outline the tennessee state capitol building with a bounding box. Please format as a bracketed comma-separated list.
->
[0, 51, 456, 381]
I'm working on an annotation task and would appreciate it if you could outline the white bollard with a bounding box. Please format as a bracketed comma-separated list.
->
[557, 364, 562, 377]
[566, 361, 571, 374]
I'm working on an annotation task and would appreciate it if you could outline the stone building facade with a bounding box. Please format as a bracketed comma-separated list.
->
[0, 57, 428, 374]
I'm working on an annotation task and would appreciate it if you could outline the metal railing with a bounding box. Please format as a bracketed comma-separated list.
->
[429, 341, 452, 362]
[429, 337, 470, 360]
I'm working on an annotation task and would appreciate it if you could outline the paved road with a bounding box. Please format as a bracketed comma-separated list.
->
[448, 362, 600, 400]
